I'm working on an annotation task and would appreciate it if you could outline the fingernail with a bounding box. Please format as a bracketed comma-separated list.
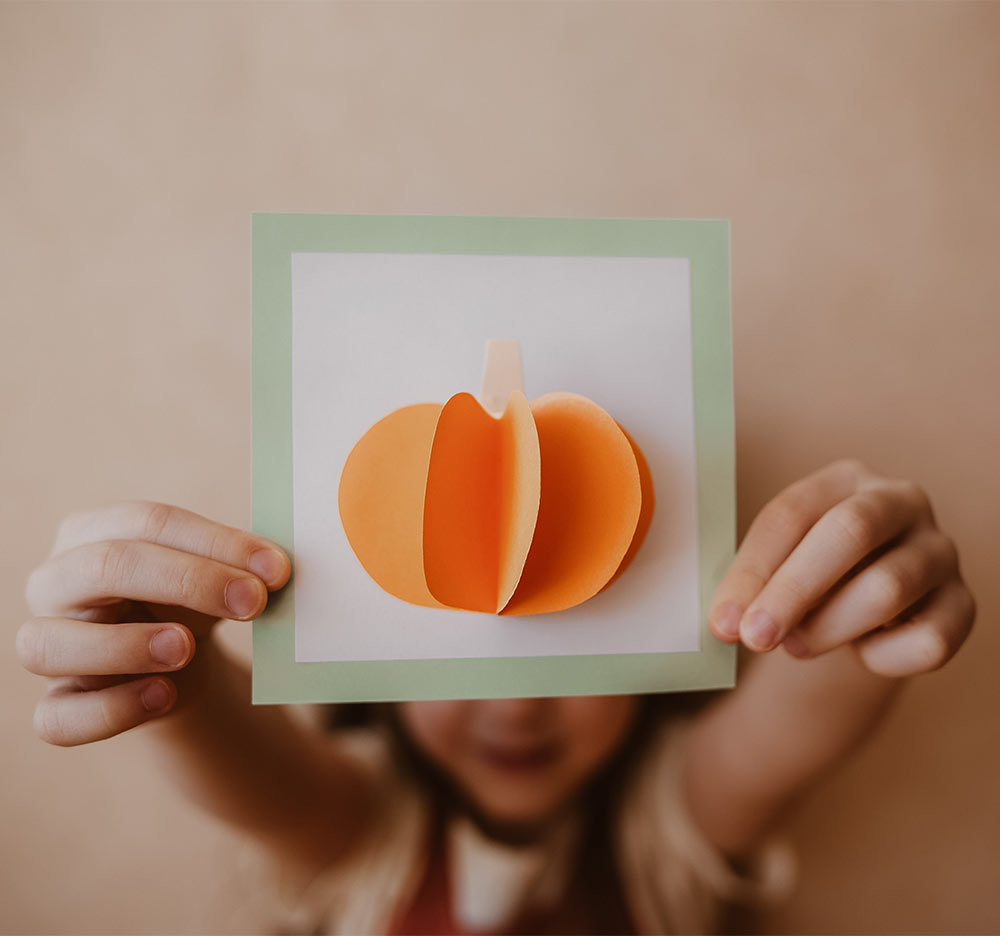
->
[743, 609, 779, 651]
[782, 631, 812, 659]
[225, 577, 262, 619]
[149, 628, 190, 667]
[248, 548, 285, 586]
[712, 602, 743, 639]
[141, 680, 172, 712]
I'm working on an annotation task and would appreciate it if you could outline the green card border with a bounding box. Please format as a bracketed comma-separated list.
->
[252, 214, 735, 704]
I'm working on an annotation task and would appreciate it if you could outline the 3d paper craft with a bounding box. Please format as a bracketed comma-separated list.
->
[339, 341, 655, 616]
[253, 214, 735, 704]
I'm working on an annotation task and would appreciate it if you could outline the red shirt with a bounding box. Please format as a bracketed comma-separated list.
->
[388, 819, 637, 936]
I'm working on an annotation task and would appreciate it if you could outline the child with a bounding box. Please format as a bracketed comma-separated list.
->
[18, 458, 975, 934]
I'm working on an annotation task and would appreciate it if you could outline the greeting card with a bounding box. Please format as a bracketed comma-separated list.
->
[252, 213, 734, 702]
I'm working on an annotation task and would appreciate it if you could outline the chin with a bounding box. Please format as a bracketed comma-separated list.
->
[466, 790, 573, 842]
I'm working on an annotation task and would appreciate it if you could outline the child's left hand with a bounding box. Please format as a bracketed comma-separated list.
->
[708, 459, 976, 677]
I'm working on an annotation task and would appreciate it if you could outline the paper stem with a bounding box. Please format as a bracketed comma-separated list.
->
[480, 340, 525, 417]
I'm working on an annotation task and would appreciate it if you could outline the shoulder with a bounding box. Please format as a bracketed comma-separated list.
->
[614, 716, 797, 935]
[240, 726, 432, 935]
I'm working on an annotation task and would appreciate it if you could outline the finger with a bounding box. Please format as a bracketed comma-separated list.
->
[53, 501, 290, 589]
[709, 459, 867, 642]
[736, 480, 930, 652]
[17, 617, 194, 677]
[781, 529, 958, 659]
[47, 674, 129, 692]
[33, 675, 177, 746]
[26, 540, 268, 621]
[852, 579, 976, 677]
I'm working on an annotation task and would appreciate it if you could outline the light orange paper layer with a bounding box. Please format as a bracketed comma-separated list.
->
[600, 424, 656, 593]
[339, 390, 651, 615]
[338, 403, 447, 610]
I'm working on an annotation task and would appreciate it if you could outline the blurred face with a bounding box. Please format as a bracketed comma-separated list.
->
[398, 696, 639, 833]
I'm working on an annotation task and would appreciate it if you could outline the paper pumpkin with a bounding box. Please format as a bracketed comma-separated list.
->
[338, 342, 654, 616]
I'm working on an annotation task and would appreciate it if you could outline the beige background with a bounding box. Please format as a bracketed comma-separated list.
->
[2, 2, 998, 933]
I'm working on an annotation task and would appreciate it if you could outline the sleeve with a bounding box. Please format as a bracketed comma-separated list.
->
[231, 727, 430, 936]
[614, 717, 797, 935]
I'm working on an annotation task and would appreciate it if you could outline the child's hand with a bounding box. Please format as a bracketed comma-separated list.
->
[708, 459, 975, 677]
[18, 501, 290, 745]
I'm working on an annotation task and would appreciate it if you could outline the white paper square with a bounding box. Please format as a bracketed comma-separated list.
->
[291, 252, 700, 662]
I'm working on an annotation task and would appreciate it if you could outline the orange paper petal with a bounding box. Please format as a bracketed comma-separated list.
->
[600, 423, 655, 590]
[501, 393, 642, 616]
[496, 392, 542, 610]
[338, 403, 447, 609]
[423, 391, 540, 612]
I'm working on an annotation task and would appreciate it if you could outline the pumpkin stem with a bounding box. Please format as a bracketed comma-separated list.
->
[480, 340, 524, 417]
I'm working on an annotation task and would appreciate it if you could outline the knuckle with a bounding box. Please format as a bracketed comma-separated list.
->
[206, 524, 255, 568]
[97, 693, 119, 740]
[913, 629, 950, 673]
[903, 480, 932, 515]
[758, 494, 810, 541]
[137, 501, 174, 542]
[95, 539, 139, 594]
[15, 620, 46, 673]
[831, 498, 883, 552]
[175, 560, 202, 605]
[774, 572, 812, 609]
[33, 698, 68, 746]
[236, 533, 260, 568]
[205, 526, 227, 563]
[14, 620, 35, 669]
[731, 564, 767, 595]
[835, 457, 868, 479]
[211, 525, 249, 567]
[869, 565, 911, 614]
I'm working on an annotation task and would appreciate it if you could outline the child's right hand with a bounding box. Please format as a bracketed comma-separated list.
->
[18, 501, 290, 746]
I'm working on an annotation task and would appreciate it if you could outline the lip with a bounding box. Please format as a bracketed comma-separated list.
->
[474, 739, 563, 773]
